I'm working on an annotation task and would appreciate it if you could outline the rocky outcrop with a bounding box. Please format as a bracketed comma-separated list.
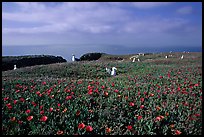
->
[2, 55, 67, 71]
[80, 53, 106, 61]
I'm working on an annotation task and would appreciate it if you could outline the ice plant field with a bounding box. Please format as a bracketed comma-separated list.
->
[2, 52, 202, 135]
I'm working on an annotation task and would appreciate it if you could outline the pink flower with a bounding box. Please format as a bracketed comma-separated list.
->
[4, 97, 9, 101]
[6, 103, 12, 109]
[14, 100, 18, 104]
[111, 83, 115, 87]
[19, 97, 25, 102]
[49, 107, 53, 112]
[66, 96, 72, 100]
[40, 105, 43, 110]
[101, 85, 105, 89]
[194, 83, 199, 87]
[36, 91, 40, 95]
[140, 98, 144, 102]
[40, 110, 44, 115]
[129, 102, 134, 107]
[140, 105, 144, 109]
[32, 102, 37, 107]
[40, 116, 48, 122]
[25, 109, 31, 114]
[155, 116, 161, 121]
[168, 73, 171, 78]
[78, 123, 85, 129]
[27, 116, 33, 121]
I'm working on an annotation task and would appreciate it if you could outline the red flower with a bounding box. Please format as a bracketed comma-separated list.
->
[14, 100, 18, 104]
[4, 97, 9, 101]
[127, 125, 133, 130]
[66, 95, 72, 100]
[20, 97, 25, 102]
[104, 92, 108, 96]
[111, 83, 115, 87]
[76, 110, 81, 116]
[140, 105, 144, 109]
[56, 130, 64, 135]
[58, 103, 61, 107]
[10, 117, 16, 122]
[40, 116, 48, 122]
[159, 76, 163, 79]
[88, 90, 93, 95]
[129, 102, 134, 107]
[114, 89, 119, 93]
[40, 110, 44, 115]
[42, 81, 46, 85]
[6, 103, 12, 109]
[175, 130, 182, 135]
[101, 85, 105, 89]
[149, 93, 154, 97]
[168, 73, 171, 78]
[36, 91, 40, 95]
[106, 127, 111, 133]
[86, 126, 93, 132]
[78, 123, 85, 129]
[140, 98, 144, 102]
[25, 109, 31, 114]
[137, 115, 142, 120]
[40, 105, 43, 110]
[155, 116, 161, 121]
[194, 113, 200, 117]
[32, 101, 37, 107]
[18, 120, 23, 124]
[27, 116, 33, 121]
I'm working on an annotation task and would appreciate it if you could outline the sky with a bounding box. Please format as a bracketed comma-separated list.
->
[2, 2, 202, 60]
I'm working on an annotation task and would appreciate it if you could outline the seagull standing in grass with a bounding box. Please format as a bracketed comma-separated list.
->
[181, 55, 184, 60]
[111, 67, 117, 76]
[14, 65, 17, 70]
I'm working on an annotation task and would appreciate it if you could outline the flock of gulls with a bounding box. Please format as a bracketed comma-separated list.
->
[13, 53, 186, 77]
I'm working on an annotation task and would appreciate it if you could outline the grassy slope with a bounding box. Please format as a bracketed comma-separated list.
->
[2, 52, 202, 80]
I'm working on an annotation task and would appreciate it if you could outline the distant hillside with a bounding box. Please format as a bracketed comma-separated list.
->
[2, 55, 67, 71]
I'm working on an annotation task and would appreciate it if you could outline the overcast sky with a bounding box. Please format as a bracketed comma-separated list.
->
[2, 2, 202, 49]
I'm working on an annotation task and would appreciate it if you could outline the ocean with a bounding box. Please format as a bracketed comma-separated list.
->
[2, 44, 202, 61]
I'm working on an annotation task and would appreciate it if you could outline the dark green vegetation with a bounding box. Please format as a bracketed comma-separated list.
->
[2, 55, 67, 71]
[80, 52, 106, 61]
[2, 52, 202, 135]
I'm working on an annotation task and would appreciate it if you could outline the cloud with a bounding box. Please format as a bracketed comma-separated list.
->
[177, 6, 193, 14]
[131, 2, 172, 9]
[1, 2, 196, 36]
